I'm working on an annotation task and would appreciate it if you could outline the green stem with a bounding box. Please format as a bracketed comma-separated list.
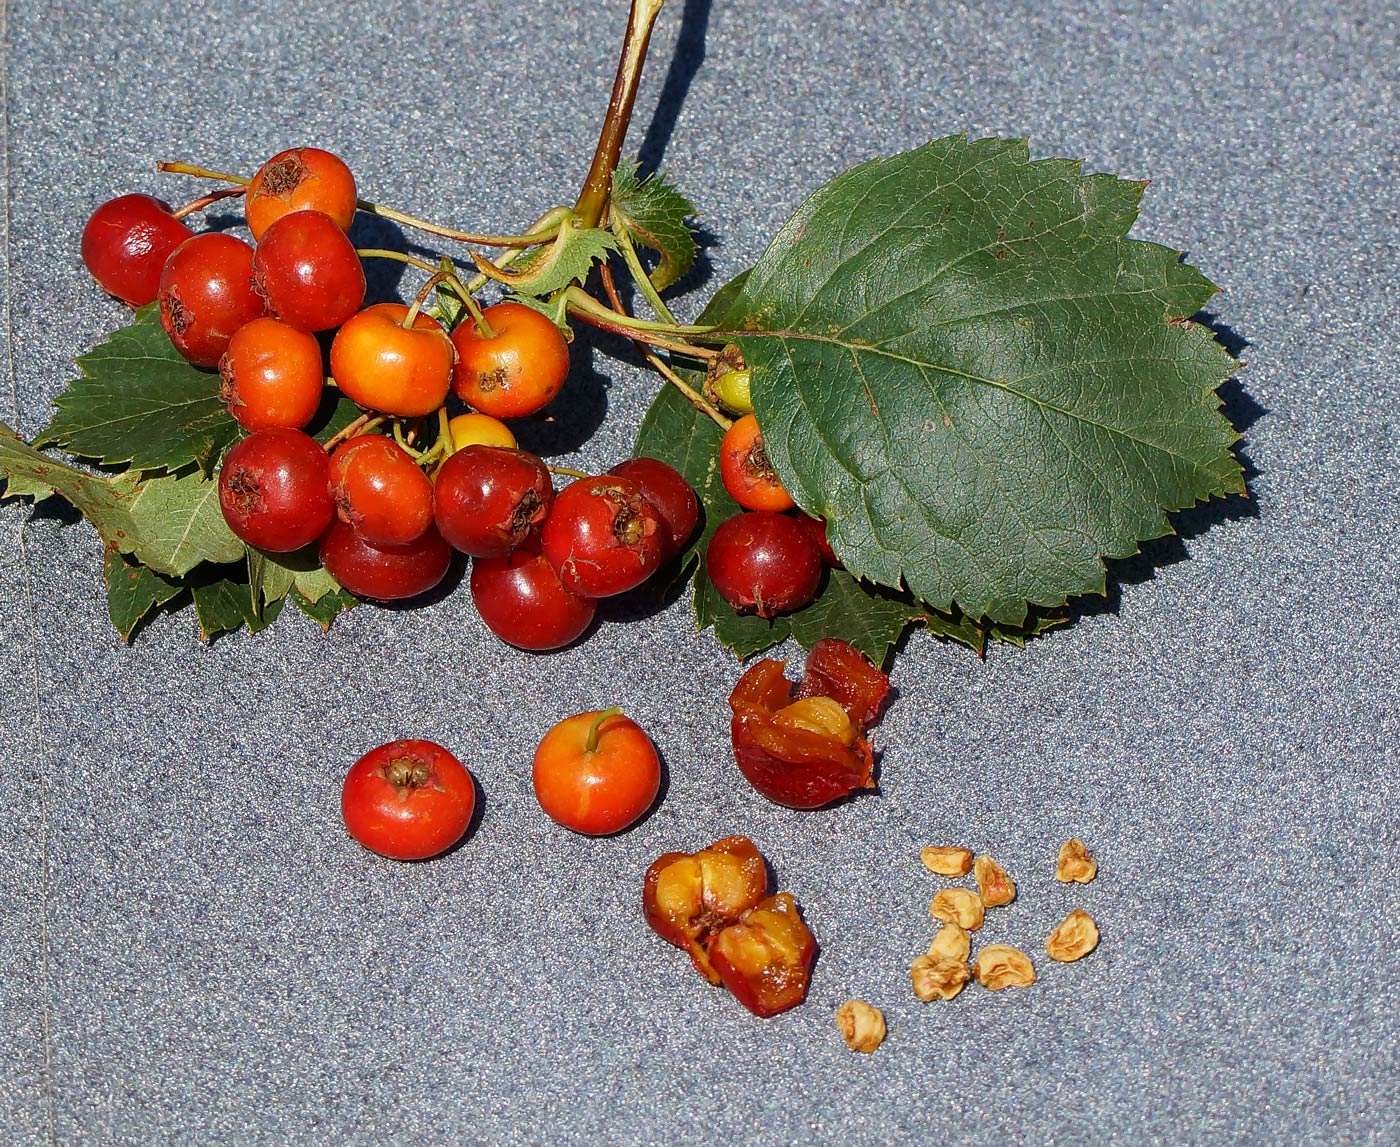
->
[585, 707, 625, 753]
[548, 464, 591, 481]
[355, 199, 566, 248]
[357, 248, 439, 274]
[613, 226, 678, 325]
[574, 0, 668, 229]
[562, 285, 714, 354]
[157, 161, 250, 186]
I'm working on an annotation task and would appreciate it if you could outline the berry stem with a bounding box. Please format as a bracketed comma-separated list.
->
[585, 707, 625, 753]
[437, 407, 457, 459]
[157, 161, 250, 186]
[355, 199, 568, 249]
[574, 0, 668, 229]
[172, 185, 247, 220]
[547, 464, 592, 481]
[322, 413, 385, 452]
[402, 272, 452, 329]
[613, 226, 678, 326]
[357, 248, 439, 274]
[562, 286, 715, 355]
[598, 263, 731, 429]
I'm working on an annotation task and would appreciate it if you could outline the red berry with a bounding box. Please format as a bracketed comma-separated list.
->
[81, 194, 193, 307]
[450, 302, 570, 418]
[217, 428, 335, 552]
[246, 147, 357, 242]
[252, 210, 365, 332]
[318, 518, 452, 601]
[218, 317, 325, 431]
[158, 233, 266, 367]
[470, 538, 596, 651]
[795, 510, 841, 568]
[540, 476, 666, 598]
[606, 457, 700, 561]
[705, 511, 823, 617]
[328, 435, 434, 546]
[719, 414, 794, 512]
[433, 445, 554, 558]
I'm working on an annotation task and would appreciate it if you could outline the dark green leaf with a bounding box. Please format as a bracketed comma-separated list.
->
[786, 570, 927, 664]
[36, 305, 239, 473]
[712, 136, 1244, 626]
[306, 384, 365, 445]
[127, 470, 244, 576]
[102, 549, 184, 642]
[610, 159, 699, 292]
[190, 565, 283, 640]
[290, 586, 357, 630]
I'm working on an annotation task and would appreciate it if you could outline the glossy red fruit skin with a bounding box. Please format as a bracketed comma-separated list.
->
[318, 518, 452, 601]
[450, 301, 570, 418]
[705, 511, 822, 618]
[729, 638, 891, 809]
[433, 446, 554, 558]
[252, 210, 365, 332]
[540, 476, 666, 598]
[795, 511, 841, 568]
[328, 435, 434, 546]
[341, 740, 475, 861]
[246, 147, 357, 242]
[219, 316, 325, 431]
[606, 457, 700, 562]
[81, 194, 193, 307]
[469, 538, 596, 651]
[217, 427, 335, 552]
[158, 233, 266, 367]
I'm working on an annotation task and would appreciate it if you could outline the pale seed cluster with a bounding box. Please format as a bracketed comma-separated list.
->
[910, 838, 1101, 1000]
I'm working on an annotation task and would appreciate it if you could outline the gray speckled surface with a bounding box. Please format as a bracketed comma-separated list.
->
[3, 0, 1399, 1143]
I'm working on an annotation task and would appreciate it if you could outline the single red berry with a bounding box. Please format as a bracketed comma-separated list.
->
[539, 476, 666, 598]
[606, 457, 700, 561]
[470, 538, 596, 651]
[719, 414, 795, 512]
[450, 302, 570, 418]
[795, 510, 841, 568]
[81, 194, 193, 307]
[218, 317, 325, 431]
[318, 518, 452, 601]
[158, 233, 266, 367]
[252, 210, 365, 332]
[217, 427, 335, 552]
[433, 445, 554, 558]
[329, 435, 435, 546]
[706, 511, 823, 617]
[246, 147, 357, 242]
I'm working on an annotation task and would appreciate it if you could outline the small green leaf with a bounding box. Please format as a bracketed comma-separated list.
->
[291, 564, 343, 604]
[786, 570, 927, 664]
[36, 306, 239, 473]
[127, 470, 244, 576]
[713, 136, 1245, 626]
[474, 222, 617, 299]
[102, 549, 184, 642]
[190, 566, 282, 640]
[290, 586, 356, 630]
[610, 159, 699, 292]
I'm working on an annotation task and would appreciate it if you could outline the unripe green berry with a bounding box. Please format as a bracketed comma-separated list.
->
[712, 368, 753, 416]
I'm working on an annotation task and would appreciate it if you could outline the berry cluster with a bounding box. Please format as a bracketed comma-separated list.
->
[81, 147, 710, 650]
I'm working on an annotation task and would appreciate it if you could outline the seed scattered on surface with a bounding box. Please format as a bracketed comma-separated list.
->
[928, 922, 971, 963]
[930, 887, 985, 931]
[1045, 909, 1100, 962]
[973, 945, 1037, 990]
[920, 845, 974, 877]
[1056, 839, 1097, 884]
[835, 999, 887, 1052]
[974, 854, 1017, 907]
[911, 954, 971, 1001]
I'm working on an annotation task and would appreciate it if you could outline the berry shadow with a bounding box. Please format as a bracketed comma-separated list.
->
[346, 214, 438, 305]
[507, 325, 611, 458]
[375, 552, 468, 612]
